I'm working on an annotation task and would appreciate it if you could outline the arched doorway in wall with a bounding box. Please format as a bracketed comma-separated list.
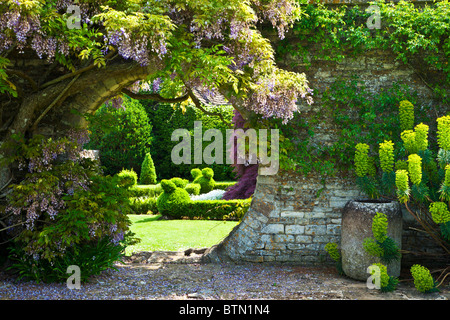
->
[84, 90, 259, 258]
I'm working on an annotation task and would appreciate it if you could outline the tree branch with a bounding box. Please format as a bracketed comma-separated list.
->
[31, 74, 81, 131]
[6, 69, 38, 91]
[39, 48, 118, 90]
[121, 88, 189, 103]
[186, 87, 231, 128]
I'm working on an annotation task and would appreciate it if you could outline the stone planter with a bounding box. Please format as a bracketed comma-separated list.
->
[341, 199, 402, 281]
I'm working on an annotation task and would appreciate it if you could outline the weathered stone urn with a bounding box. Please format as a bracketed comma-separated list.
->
[341, 199, 402, 281]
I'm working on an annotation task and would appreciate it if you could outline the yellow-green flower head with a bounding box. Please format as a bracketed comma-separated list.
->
[355, 143, 370, 177]
[363, 238, 384, 257]
[379, 140, 395, 173]
[372, 212, 388, 242]
[414, 123, 429, 152]
[437, 115, 450, 151]
[399, 100, 415, 132]
[410, 264, 436, 293]
[395, 170, 409, 192]
[324, 242, 341, 262]
[429, 202, 450, 224]
[370, 263, 390, 289]
[408, 154, 422, 185]
[401, 130, 418, 154]
[444, 164, 450, 187]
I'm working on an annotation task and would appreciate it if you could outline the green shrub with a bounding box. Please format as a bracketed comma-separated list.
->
[116, 168, 138, 188]
[193, 167, 216, 194]
[156, 179, 191, 217]
[129, 197, 158, 215]
[171, 177, 189, 189]
[2, 132, 139, 283]
[368, 263, 399, 293]
[141, 101, 235, 180]
[8, 236, 130, 283]
[183, 199, 250, 220]
[190, 168, 202, 180]
[363, 212, 401, 264]
[140, 152, 157, 185]
[86, 97, 153, 176]
[6, 174, 139, 283]
[213, 182, 236, 191]
[324, 242, 344, 276]
[128, 184, 163, 197]
[410, 264, 439, 293]
[185, 183, 201, 195]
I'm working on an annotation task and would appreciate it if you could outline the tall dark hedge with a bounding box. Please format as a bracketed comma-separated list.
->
[86, 98, 153, 176]
[141, 101, 236, 181]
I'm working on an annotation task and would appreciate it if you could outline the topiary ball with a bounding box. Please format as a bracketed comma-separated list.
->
[171, 177, 189, 189]
[116, 169, 138, 188]
[201, 167, 214, 179]
[157, 179, 191, 217]
[192, 167, 216, 194]
[160, 179, 177, 193]
[191, 168, 202, 181]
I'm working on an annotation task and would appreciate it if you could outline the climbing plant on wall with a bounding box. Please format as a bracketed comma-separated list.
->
[271, 0, 450, 180]
[276, 0, 450, 104]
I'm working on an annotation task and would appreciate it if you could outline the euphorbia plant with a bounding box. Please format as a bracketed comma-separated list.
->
[354, 100, 450, 288]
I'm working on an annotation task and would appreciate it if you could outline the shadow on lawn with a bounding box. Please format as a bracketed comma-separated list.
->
[133, 214, 163, 223]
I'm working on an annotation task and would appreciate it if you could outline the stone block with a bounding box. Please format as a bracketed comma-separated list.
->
[280, 211, 305, 219]
[274, 234, 295, 243]
[285, 225, 305, 235]
[287, 243, 306, 250]
[295, 235, 312, 243]
[265, 242, 287, 250]
[305, 225, 327, 236]
[327, 224, 341, 235]
[262, 224, 284, 234]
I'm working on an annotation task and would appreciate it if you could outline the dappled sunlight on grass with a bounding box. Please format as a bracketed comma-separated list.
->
[125, 214, 239, 255]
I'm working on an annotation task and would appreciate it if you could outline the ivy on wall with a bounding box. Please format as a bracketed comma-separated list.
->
[276, 0, 450, 102]
[275, 77, 434, 180]
[271, 0, 450, 180]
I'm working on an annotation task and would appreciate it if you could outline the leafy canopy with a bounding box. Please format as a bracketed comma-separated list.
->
[0, 0, 313, 123]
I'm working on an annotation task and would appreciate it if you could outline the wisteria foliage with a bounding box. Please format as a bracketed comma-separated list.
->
[0, 0, 312, 123]
[2, 129, 132, 261]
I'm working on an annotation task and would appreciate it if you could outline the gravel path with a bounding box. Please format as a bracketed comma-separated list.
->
[0, 250, 449, 300]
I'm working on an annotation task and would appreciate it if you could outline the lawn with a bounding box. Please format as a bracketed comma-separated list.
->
[125, 214, 239, 255]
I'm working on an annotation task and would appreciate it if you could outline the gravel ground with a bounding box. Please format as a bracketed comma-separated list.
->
[0, 250, 449, 300]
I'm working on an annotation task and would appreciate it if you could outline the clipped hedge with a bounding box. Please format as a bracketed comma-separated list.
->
[129, 197, 158, 214]
[171, 177, 189, 189]
[213, 182, 236, 191]
[128, 184, 163, 197]
[193, 167, 216, 194]
[185, 183, 201, 195]
[180, 199, 251, 220]
[128, 196, 250, 220]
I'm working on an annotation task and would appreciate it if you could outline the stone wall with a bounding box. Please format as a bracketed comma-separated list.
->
[204, 171, 448, 267]
[203, 1, 448, 267]
[204, 172, 362, 264]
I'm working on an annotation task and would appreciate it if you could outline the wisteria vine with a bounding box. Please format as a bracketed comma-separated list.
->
[1, 0, 312, 124]
[2, 129, 130, 261]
